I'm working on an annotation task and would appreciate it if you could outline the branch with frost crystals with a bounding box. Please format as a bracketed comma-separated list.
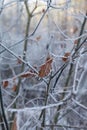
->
[65, 33, 87, 43]
[52, 61, 68, 79]
[72, 49, 83, 94]
[2, 89, 15, 98]
[75, 11, 87, 49]
[72, 98, 87, 111]
[7, 101, 64, 113]
[31, 2, 50, 36]
[44, 124, 87, 129]
[0, 1, 50, 54]
[52, 62, 68, 89]
[52, 20, 69, 39]
[69, 106, 87, 120]
[6, 95, 19, 110]
[7, 93, 71, 112]
[50, 0, 71, 10]
[0, 41, 38, 74]
[0, 42, 48, 85]
[0, 85, 9, 130]
[76, 37, 87, 51]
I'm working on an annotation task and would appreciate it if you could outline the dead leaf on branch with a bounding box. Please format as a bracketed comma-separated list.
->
[62, 52, 70, 62]
[2, 80, 9, 88]
[38, 56, 53, 77]
[12, 84, 17, 92]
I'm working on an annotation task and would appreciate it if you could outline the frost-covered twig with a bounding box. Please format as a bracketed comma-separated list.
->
[52, 62, 68, 89]
[69, 106, 87, 120]
[76, 37, 87, 52]
[72, 98, 87, 111]
[0, 85, 9, 130]
[52, 62, 68, 79]
[44, 124, 87, 129]
[72, 55, 81, 94]
[0, 2, 50, 55]
[50, 0, 71, 10]
[7, 101, 64, 113]
[76, 11, 87, 49]
[53, 12, 87, 124]
[39, 74, 52, 130]
[0, 41, 38, 74]
[6, 94, 19, 110]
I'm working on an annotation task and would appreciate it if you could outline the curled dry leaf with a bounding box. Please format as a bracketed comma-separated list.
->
[38, 56, 53, 77]
[62, 52, 70, 62]
[2, 80, 9, 88]
[12, 84, 17, 92]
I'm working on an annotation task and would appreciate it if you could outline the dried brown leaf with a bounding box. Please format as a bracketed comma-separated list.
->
[62, 52, 70, 62]
[39, 57, 53, 77]
[2, 81, 9, 88]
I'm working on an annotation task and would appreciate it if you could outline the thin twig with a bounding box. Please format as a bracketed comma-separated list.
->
[0, 2, 50, 55]
[53, 11, 87, 124]
[0, 85, 9, 130]
[44, 124, 87, 129]
[0, 41, 38, 74]
[52, 63, 68, 89]
[39, 74, 52, 130]
[75, 11, 87, 50]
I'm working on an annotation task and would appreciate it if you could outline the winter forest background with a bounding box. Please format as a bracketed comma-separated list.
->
[0, 0, 87, 130]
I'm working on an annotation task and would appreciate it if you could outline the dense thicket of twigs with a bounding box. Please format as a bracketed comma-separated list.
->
[0, 0, 87, 130]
